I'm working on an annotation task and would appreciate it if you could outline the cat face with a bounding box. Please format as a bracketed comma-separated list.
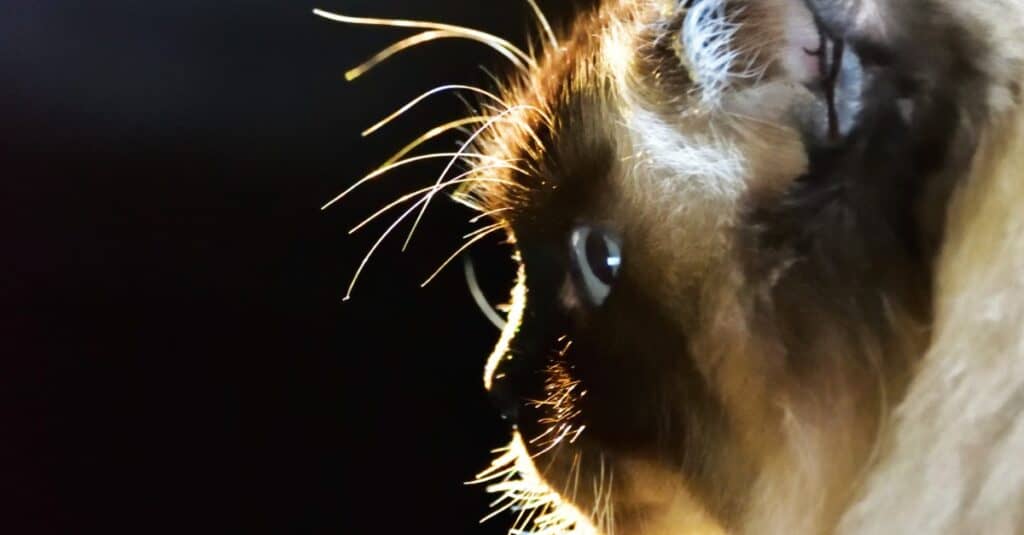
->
[461, 1, 945, 532]
[324, 0, 969, 532]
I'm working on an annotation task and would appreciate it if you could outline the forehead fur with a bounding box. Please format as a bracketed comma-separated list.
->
[459, 0, 672, 217]
[460, 0, 806, 233]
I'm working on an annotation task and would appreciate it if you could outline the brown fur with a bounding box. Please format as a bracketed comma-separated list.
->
[474, 0, 1024, 529]
[337, 0, 1024, 531]
[469, 1, 940, 531]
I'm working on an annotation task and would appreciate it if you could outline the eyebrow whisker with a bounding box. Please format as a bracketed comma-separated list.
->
[344, 30, 510, 82]
[463, 221, 505, 240]
[349, 174, 522, 234]
[361, 84, 518, 137]
[312, 9, 536, 72]
[525, 0, 560, 51]
[381, 116, 492, 168]
[321, 152, 526, 211]
[401, 104, 544, 251]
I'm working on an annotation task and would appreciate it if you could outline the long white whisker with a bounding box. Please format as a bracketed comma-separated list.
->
[572, 452, 582, 506]
[478, 65, 505, 92]
[321, 152, 525, 211]
[525, 0, 559, 51]
[463, 222, 504, 240]
[343, 169, 519, 300]
[384, 114, 547, 168]
[594, 457, 606, 531]
[312, 9, 536, 71]
[450, 193, 486, 213]
[401, 104, 541, 251]
[342, 178, 471, 300]
[453, 92, 482, 121]
[361, 84, 515, 137]
[420, 227, 503, 288]
[608, 468, 616, 535]
[344, 30, 485, 81]
[479, 494, 520, 524]
[349, 175, 521, 234]
[381, 116, 491, 167]
[470, 207, 514, 223]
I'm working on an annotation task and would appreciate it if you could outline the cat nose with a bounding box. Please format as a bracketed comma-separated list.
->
[482, 248, 564, 427]
[486, 353, 528, 424]
[488, 370, 521, 424]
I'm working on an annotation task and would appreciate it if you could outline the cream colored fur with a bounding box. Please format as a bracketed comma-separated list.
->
[839, 105, 1024, 535]
[838, 27, 1024, 533]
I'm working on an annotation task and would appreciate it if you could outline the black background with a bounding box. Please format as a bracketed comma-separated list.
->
[4, 1, 582, 532]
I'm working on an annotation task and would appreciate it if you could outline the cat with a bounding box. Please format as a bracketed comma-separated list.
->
[320, 1, 1024, 532]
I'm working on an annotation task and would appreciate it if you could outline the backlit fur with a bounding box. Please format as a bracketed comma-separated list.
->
[324, 0, 1024, 532]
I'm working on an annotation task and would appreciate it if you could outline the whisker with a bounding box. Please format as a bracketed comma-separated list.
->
[594, 456, 607, 531]
[464, 256, 508, 330]
[344, 30, 443, 81]
[526, 31, 539, 64]
[381, 116, 490, 167]
[470, 469, 516, 488]
[477, 435, 599, 534]
[478, 65, 507, 91]
[385, 113, 546, 168]
[470, 466, 516, 487]
[361, 84, 514, 137]
[463, 221, 505, 240]
[454, 91, 482, 119]
[343, 177, 499, 300]
[312, 9, 536, 71]
[345, 30, 528, 82]
[602, 463, 614, 535]
[420, 226, 504, 288]
[401, 104, 545, 251]
[525, 0, 560, 51]
[349, 175, 520, 235]
[722, 109, 792, 130]
[511, 501, 539, 534]
[480, 495, 520, 524]
[528, 426, 558, 445]
[528, 432, 568, 459]
[321, 152, 524, 211]
[572, 452, 582, 506]
[470, 207, 514, 224]
[450, 194, 486, 213]
[470, 444, 516, 484]
[608, 469, 616, 535]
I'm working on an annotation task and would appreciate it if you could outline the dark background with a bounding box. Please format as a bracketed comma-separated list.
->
[4, 1, 580, 532]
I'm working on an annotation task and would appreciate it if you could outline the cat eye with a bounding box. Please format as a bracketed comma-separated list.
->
[569, 226, 622, 307]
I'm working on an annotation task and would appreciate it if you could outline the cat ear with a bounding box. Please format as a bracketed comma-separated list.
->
[678, 0, 740, 105]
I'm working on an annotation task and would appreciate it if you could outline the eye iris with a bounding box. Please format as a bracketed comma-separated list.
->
[570, 225, 623, 307]
[585, 231, 619, 285]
